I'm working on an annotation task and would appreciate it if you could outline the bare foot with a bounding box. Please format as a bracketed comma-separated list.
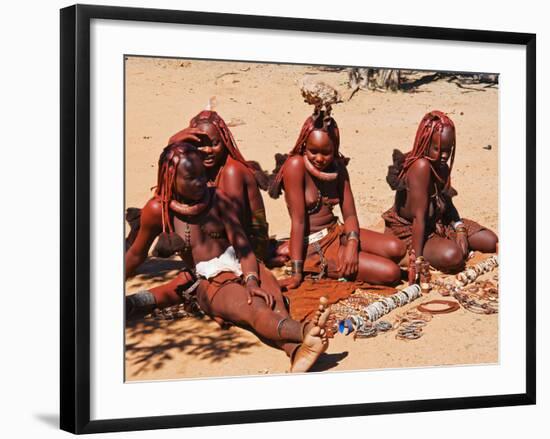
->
[290, 298, 330, 373]
[310, 296, 329, 327]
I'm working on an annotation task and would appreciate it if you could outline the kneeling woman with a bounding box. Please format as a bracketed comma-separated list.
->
[382, 110, 498, 277]
[126, 143, 329, 373]
[269, 111, 406, 288]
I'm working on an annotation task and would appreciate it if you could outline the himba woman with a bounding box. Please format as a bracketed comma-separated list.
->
[382, 110, 498, 281]
[125, 142, 329, 373]
[127, 104, 274, 265]
[269, 102, 406, 289]
[170, 107, 273, 259]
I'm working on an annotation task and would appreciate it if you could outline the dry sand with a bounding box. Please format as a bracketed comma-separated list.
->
[125, 57, 498, 381]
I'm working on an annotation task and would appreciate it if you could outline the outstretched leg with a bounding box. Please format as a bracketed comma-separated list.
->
[257, 264, 300, 358]
[209, 287, 329, 372]
[126, 272, 194, 319]
[290, 297, 330, 373]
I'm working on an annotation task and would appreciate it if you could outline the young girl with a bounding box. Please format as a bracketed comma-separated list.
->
[125, 142, 329, 373]
[269, 110, 405, 288]
[382, 110, 498, 279]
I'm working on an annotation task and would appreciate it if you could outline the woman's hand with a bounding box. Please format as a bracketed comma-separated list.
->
[278, 273, 303, 290]
[168, 127, 208, 144]
[245, 279, 274, 308]
[338, 240, 359, 279]
[455, 230, 469, 257]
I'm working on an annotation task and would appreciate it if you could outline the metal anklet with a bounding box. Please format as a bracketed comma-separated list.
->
[276, 317, 290, 338]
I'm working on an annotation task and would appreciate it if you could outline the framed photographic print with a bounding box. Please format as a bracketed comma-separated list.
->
[60, 4, 536, 434]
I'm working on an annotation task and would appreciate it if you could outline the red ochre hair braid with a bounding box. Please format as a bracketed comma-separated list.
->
[399, 110, 456, 190]
[154, 142, 200, 234]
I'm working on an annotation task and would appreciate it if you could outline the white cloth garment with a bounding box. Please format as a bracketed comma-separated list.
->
[195, 246, 243, 279]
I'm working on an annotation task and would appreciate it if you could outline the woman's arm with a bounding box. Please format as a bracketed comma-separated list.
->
[445, 195, 468, 256]
[339, 166, 360, 237]
[125, 198, 163, 279]
[217, 191, 274, 307]
[167, 126, 207, 145]
[407, 159, 431, 257]
[282, 156, 307, 285]
[446, 197, 461, 224]
[221, 160, 268, 224]
[338, 166, 360, 277]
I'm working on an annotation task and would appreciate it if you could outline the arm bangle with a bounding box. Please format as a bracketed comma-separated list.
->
[244, 272, 260, 285]
[291, 260, 304, 275]
[453, 220, 464, 231]
[347, 231, 360, 242]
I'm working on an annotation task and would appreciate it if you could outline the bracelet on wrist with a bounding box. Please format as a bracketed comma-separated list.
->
[244, 272, 260, 285]
[346, 231, 360, 242]
[291, 260, 304, 275]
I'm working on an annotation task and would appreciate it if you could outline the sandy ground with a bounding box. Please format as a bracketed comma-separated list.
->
[124, 57, 499, 381]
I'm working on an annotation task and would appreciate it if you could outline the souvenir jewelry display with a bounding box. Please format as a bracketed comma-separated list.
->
[431, 255, 498, 296]
[327, 284, 422, 339]
[393, 309, 433, 341]
[453, 279, 499, 314]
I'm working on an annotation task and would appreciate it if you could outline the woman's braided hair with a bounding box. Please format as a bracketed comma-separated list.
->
[397, 110, 456, 191]
[155, 142, 200, 234]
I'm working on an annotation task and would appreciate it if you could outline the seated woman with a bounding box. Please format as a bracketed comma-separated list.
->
[166, 109, 273, 262]
[268, 109, 406, 289]
[382, 110, 498, 279]
[125, 142, 329, 373]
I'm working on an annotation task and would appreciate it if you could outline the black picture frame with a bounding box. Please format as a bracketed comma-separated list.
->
[60, 4, 536, 434]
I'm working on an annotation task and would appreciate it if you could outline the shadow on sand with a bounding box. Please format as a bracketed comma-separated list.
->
[309, 351, 349, 372]
[125, 318, 260, 375]
[126, 257, 188, 291]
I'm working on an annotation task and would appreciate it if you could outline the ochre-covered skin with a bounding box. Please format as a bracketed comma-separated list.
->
[168, 110, 270, 261]
[384, 111, 498, 273]
[125, 144, 328, 372]
[270, 113, 406, 288]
